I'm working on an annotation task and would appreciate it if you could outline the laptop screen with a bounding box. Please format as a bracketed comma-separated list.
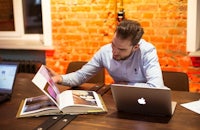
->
[0, 62, 18, 94]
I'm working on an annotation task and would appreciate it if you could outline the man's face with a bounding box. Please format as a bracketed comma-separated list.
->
[111, 33, 139, 61]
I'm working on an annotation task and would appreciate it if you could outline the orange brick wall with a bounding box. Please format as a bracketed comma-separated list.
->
[46, 0, 200, 93]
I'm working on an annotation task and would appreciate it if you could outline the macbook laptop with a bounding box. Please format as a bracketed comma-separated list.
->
[111, 84, 177, 116]
[0, 62, 18, 103]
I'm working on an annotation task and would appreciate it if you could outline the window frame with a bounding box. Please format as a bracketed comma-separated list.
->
[187, 0, 200, 52]
[0, 0, 52, 49]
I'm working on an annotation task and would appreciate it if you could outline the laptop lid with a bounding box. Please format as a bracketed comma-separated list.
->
[0, 62, 18, 95]
[111, 84, 176, 116]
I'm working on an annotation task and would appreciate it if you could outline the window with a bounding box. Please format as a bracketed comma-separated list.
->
[23, 0, 43, 34]
[0, 0, 14, 32]
[187, 0, 200, 52]
[0, 0, 52, 49]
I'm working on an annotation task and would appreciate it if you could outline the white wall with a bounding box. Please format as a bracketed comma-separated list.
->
[187, 0, 200, 53]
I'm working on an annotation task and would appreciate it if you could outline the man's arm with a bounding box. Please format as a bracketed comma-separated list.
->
[61, 61, 103, 87]
[141, 47, 165, 88]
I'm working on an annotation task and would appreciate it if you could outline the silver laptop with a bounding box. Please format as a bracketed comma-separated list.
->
[0, 62, 18, 103]
[111, 84, 176, 116]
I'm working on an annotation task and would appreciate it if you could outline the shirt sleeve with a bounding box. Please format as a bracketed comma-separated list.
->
[140, 46, 165, 88]
[61, 49, 103, 87]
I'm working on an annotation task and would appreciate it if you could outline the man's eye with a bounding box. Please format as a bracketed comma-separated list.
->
[119, 49, 126, 51]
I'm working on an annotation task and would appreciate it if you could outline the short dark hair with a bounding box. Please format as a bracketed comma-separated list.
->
[115, 20, 144, 46]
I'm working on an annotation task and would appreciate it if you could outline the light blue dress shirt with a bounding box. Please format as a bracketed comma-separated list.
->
[61, 39, 165, 88]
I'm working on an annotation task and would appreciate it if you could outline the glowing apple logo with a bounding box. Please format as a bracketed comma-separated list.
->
[137, 97, 146, 105]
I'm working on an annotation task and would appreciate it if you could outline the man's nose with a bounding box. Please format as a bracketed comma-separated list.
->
[112, 47, 119, 55]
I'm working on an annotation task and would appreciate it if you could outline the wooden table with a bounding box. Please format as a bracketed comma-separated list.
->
[0, 73, 200, 130]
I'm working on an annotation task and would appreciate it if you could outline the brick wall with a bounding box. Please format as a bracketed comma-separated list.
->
[46, 0, 200, 92]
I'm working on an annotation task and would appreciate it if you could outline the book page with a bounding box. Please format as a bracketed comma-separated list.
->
[92, 91, 103, 109]
[32, 65, 60, 107]
[72, 90, 98, 106]
[20, 95, 58, 115]
[57, 90, 74, 110]
[58, 90, 102, 110]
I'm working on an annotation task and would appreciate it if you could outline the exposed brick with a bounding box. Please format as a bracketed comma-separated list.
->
[137, 5, 159, 11]
[140, 21, 150, 27]
[48, 0, 200, 92]
[143, 13, 154, 19]
[71, 6, 91, 12]
[168, 29, 182, 35]
[63, 20, 81, 26]
[177, 21, 187, 27]
[178, 56, 191, 68]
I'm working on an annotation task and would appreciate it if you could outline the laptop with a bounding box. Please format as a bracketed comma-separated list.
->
[0, 62, 18, 103]
[111, 84, 177, 116]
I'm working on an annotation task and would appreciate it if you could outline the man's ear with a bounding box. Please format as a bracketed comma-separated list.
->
[133, 44, 139, 51]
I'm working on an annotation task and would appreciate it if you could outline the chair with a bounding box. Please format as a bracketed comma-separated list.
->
[66, 61, 105, 84]
[162, 71, 189, 91]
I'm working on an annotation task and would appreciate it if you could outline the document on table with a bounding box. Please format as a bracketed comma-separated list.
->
[181, 100, 200, 114]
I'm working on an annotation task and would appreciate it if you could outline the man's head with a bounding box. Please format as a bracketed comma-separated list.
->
[112, 20, 144, 61]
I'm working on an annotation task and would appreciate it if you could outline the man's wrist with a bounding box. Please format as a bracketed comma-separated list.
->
[58, 75, 63, 84]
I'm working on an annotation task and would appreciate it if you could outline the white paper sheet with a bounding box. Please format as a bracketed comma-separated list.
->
[181, 100, 200, 114]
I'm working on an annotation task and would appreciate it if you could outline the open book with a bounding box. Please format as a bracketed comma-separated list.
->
[16, 65, 107, 118]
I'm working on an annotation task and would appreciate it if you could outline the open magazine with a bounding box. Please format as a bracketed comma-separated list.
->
[16, 65, 107, 118]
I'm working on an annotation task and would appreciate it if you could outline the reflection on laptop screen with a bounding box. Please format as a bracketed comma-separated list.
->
[0, 63, 18, 93]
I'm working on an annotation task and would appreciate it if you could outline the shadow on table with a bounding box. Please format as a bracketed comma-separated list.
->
[108, 111, 172, 123]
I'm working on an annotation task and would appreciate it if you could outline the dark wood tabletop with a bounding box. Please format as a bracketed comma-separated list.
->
[0, 73, 200, 130]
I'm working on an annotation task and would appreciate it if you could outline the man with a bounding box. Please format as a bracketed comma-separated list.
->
[49, 19, 164, 88]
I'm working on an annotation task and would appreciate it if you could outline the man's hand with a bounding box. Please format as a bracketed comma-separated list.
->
[46, 66, 63, 84]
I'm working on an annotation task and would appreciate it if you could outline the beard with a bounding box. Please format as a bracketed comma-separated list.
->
[113, 52, 133, 61]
